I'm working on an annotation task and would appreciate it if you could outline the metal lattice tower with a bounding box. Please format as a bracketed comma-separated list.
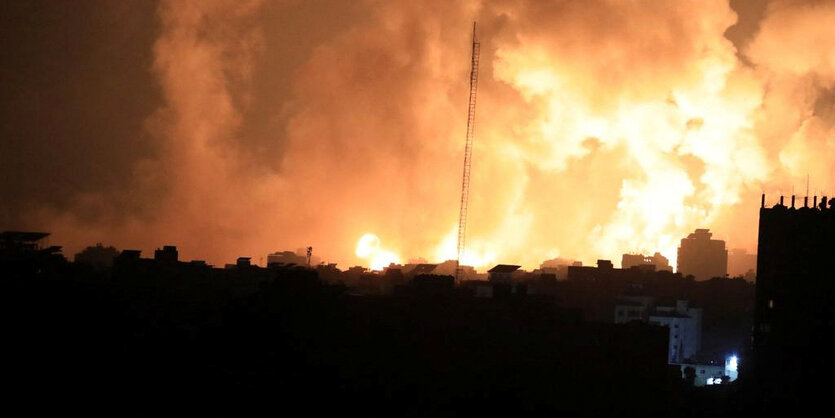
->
[456, 22, 480, 283]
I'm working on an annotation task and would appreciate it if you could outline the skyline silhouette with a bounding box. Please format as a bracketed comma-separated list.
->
[3, 194, 833, 415]
[2, 1, 834, 415]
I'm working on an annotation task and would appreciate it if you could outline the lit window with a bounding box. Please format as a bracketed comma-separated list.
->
[768, 299, 774, 309]
[727, 356, 738, 372]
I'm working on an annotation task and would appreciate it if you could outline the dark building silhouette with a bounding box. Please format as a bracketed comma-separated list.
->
[1, 228, 761, 415]
[566, 259, 616, 282]
[154, 245, 179, 264]
[74, 243, 119, 271]
[487, 264, 520, 283]
[0, 230, 58, 256]
[233, 256, 252, 268]
[116, 249, 142, 262]
[622, 252, 672, 271]
[267, 250, 307, 266]
[677, 229, 727, 280]
[752, 195, 835, 411]
[0, 231, 65, 279]
[406, 263, 439, 278]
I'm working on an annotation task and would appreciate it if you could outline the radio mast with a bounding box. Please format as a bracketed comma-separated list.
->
[456, 22, 480, 283]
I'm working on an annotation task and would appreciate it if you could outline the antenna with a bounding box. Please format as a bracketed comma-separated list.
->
[456, 22, 480, 284]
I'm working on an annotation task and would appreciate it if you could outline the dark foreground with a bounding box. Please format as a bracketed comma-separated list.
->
[3, 255, 751, 417]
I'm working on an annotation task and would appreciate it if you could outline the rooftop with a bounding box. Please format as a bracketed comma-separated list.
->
[0, 231, 50, 242]
[409, 263, 438, 275]
[488, 264, 521, 274]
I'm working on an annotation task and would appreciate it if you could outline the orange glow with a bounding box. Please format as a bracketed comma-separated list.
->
[31, 1, 835, 272]
[355, 233, 381, 258]
[370, 250, 400, 271]
[355, 233, 401, 271]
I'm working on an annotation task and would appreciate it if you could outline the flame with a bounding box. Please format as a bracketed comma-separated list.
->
[355, 233, 400, 271]
[29, 1, 835, 273]
[355, 233, 381, 258]
[370, 250, 400, 271]
[433, 226, 496, 269]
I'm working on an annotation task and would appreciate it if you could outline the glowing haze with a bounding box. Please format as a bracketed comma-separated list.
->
[14, 0, 835, 271]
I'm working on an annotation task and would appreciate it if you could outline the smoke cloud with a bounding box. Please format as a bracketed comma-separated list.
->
[9, 0, 835, 270]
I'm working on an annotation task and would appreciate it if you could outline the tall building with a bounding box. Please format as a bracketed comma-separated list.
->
[753, 195, 835, 409]
[676, 229, 727, 280]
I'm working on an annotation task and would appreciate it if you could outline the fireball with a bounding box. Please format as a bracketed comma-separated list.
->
[355, 233, 401, 271]
[355, 233, 381, 258]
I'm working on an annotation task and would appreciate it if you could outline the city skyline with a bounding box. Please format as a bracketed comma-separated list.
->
[3, 1, 833, 415]
[35, 222, 750, 280]
[7, 187, 830, 414]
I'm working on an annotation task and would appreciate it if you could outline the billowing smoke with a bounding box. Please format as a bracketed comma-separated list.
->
[21, 0, 835, 270]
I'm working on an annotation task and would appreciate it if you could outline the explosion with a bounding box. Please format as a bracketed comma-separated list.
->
[18, 0, 835, 272]
[355, 233, 401, 271]
[355, 233, 382, 259]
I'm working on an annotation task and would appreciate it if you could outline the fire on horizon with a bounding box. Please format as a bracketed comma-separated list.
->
[1, 0, 834, 270]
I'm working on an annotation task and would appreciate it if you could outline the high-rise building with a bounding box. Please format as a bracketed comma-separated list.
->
[753, 195, 835, 409]
[676, 229, 727, 280]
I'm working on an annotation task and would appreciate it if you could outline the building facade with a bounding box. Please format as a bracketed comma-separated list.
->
[677, 229, 727, 280]
[753, 195, 835, 408]
[649, 300, 703, 364]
